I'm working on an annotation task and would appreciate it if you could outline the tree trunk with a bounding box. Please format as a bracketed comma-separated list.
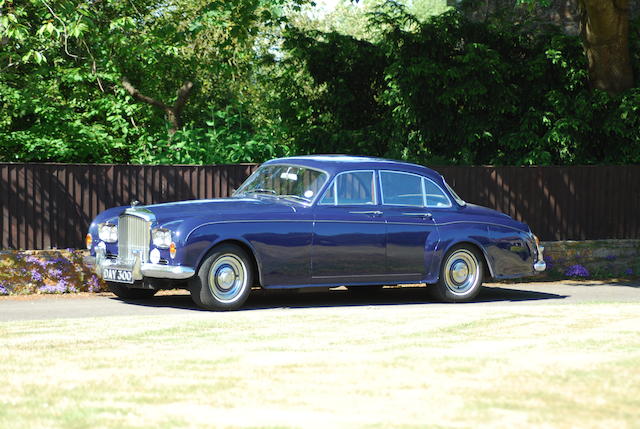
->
[580, 0, 633, 95]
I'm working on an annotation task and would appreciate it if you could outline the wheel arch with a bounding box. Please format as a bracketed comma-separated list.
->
[197, 238, 263, 287]
[440, 239, 495, 280]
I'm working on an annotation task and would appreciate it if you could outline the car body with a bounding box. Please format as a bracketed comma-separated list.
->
[86, 155, 546, 310]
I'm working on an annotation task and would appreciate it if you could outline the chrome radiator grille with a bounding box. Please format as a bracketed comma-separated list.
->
[118, 215, 150, 263]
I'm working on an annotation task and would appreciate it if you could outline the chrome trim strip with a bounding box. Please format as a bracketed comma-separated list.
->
[185, 219, 529, 241]
[312, 273, 422, 279]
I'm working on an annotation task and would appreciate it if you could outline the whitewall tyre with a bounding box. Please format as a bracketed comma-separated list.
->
[433, 245, 484, 303]
[189, 244, 253, 311]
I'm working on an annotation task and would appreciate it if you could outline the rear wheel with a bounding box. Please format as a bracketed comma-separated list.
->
[189, 244, 253, 311]
[433, 245, 484, 303]
[107, 282, 157, 299]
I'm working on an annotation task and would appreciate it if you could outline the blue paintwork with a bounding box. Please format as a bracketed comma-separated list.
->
[87, 155, 541, 288]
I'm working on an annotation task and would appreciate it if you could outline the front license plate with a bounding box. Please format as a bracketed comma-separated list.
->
[103, 267, 134, 284]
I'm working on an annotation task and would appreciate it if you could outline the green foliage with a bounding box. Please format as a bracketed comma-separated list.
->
[275, 6, 640, 165]
[131, 107, 292, 165]
[0, 0, 296, 164]
[0, 0, 638, 165]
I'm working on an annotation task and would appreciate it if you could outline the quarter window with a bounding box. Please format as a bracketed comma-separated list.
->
[424, 178, 451, 207]
[380, 171, 424, 207]
[319, 171, 375, 205]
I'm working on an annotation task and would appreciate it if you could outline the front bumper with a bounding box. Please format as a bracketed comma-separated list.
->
[84, 248, 195, 281]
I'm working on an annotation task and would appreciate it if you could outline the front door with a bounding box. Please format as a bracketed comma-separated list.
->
[311, 170, 387, 283]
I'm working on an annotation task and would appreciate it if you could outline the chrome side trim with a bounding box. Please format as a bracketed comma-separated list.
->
[312, 273, 421, 279]
[184, 219, 530, 241]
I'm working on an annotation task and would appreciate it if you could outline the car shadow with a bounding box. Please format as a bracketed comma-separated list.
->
[110, 285, 567, 312]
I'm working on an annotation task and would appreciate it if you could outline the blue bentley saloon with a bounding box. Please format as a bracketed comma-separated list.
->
[85, 156, 546, 310]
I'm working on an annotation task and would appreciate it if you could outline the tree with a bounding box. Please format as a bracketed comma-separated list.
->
[579, 0, 633, 94]
[472, 0, 635, 95]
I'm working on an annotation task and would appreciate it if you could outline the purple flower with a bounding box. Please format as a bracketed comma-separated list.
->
[565, 264, 590, 278]
[625, 268, 634, 276]
[38, 284, 66, 294]
[87, 275, 102, 293]
[25, 255, 41, 264]
[30, 270, 43, 282]
[0, 285, 8, 295]
[41, 259, 52, 267]
[543, 255, 554, 270]
[48, 268, 63, 279]
[605, 255, 617, 261]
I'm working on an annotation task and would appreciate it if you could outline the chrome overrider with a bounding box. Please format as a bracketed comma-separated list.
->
[85, 246, 195, 281]
[533, 240, 546, 272]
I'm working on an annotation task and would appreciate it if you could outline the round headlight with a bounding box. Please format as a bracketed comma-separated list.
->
[152, 228, 172, 249]
[98, 223, 118, 243]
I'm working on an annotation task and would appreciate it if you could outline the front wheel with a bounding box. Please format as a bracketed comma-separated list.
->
[189, 244, 254, 311]
[432, 245, 484, 303]
[107, 282, 157, 299]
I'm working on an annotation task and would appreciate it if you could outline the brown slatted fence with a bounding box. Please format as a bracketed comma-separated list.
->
[0, 163, 638, 249]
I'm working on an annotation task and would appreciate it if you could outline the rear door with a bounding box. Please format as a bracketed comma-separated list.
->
[379, 171, 441, 280]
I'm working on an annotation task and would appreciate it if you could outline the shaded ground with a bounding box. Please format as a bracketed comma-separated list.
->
[0, 280, 638, 322]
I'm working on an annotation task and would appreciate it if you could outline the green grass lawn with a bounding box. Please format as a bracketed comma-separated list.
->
[1, 301, 639, 428]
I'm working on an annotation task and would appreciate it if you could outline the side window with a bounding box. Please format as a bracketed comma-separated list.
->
[337, 171, 375, 205]
[319, 171, 375, 205]
[424, 178, 451, 207]
[380, 171, 424, 207]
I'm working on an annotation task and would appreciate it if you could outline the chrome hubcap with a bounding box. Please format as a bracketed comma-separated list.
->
[451, 261, 469, 284]
[216, 266, 236, 290]
[444, 249, 479, 295]
[208, 254, 247, 303]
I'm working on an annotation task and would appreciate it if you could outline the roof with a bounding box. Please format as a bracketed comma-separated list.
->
[263, 155, 442, 180]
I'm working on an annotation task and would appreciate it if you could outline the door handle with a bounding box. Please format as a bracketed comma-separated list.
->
[350, 210, 383, 217]
[401, 212, 433, 219]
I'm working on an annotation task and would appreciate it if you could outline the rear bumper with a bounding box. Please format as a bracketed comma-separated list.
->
[84, 248, 195, 281]
[533, 245, 546, 272]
